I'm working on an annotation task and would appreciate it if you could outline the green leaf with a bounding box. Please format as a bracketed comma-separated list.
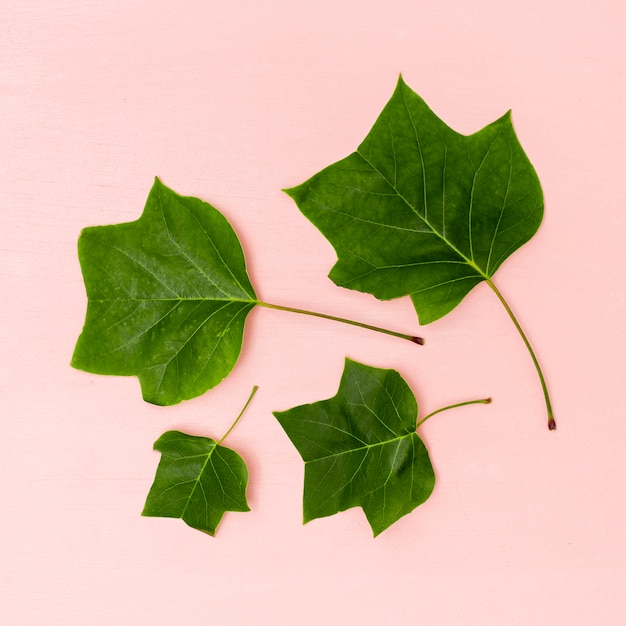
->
[142, 431, 250, 536]
[71, 178, 421, 405]
[273, 358, 435, 536]
[286, 77, 556, 430]
[71, 178, 257, 405]
[285, 76, 543, 325]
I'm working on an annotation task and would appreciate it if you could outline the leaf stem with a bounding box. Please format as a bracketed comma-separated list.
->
[255, 301, 424, 345]
[416, 397, 492, 428]
[217, 386, 259, 445]
[486, 278, 555, 430]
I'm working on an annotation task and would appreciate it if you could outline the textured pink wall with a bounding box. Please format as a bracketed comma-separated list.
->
[2, 1, 624, 623]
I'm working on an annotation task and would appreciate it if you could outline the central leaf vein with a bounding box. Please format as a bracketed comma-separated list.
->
[354, 150, 487, 281]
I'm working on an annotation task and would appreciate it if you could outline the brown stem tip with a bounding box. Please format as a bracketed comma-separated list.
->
[548, 417, 557, 431]
[411, 336, 425, 345]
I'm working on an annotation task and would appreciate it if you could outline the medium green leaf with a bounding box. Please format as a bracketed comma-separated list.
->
[142, 431, 250, 536]
[274, 358, 435, 536]
[285, 76, 543, 325]
[71, 178, 257, 405]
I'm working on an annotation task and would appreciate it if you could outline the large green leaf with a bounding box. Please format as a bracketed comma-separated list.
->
[142, 431, 249, 536]
[285, 76, 543, 325]
[71, 178, 256, 405]
[274, 358, 435, 536]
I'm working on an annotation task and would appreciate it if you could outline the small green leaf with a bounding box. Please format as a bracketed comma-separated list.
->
[274, 358, 435, 536]
[142, 431, 250, 536]
[285, 76, 543, 325]
[71, 178, 257, 405]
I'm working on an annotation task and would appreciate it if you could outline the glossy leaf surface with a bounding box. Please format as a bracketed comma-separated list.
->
[71, 178, 256, 405]
[142, 431, 249, 536]
[274, 358, 435, 536]
[286, 76, 543, 324]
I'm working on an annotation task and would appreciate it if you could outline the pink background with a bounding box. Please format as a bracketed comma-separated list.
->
[2, 1, 625, 624]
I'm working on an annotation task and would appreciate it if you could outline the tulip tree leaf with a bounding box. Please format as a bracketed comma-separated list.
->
[71, 178, 257, 405]
[285, 76, 544, 325]
[274, 358, 435, 536]
[142, 431, 249, 536]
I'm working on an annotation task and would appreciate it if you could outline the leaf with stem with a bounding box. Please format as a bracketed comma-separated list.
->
[274, 359, 490, 536]
[72, 179, 422, 405]
[285, 76, 555, 429]
[142, 386, 258, 535]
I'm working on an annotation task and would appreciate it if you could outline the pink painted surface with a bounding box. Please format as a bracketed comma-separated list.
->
[1, 1, 625, 623]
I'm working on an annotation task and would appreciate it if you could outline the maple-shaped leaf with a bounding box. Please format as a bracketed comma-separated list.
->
[285, 76, 543, 325]
[286, 77, 556, 429]
[72, 178, 421, 405]
[274, 358, 436, 536]
[71, 178, 257, 405]
[142, 431, 250, 536]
